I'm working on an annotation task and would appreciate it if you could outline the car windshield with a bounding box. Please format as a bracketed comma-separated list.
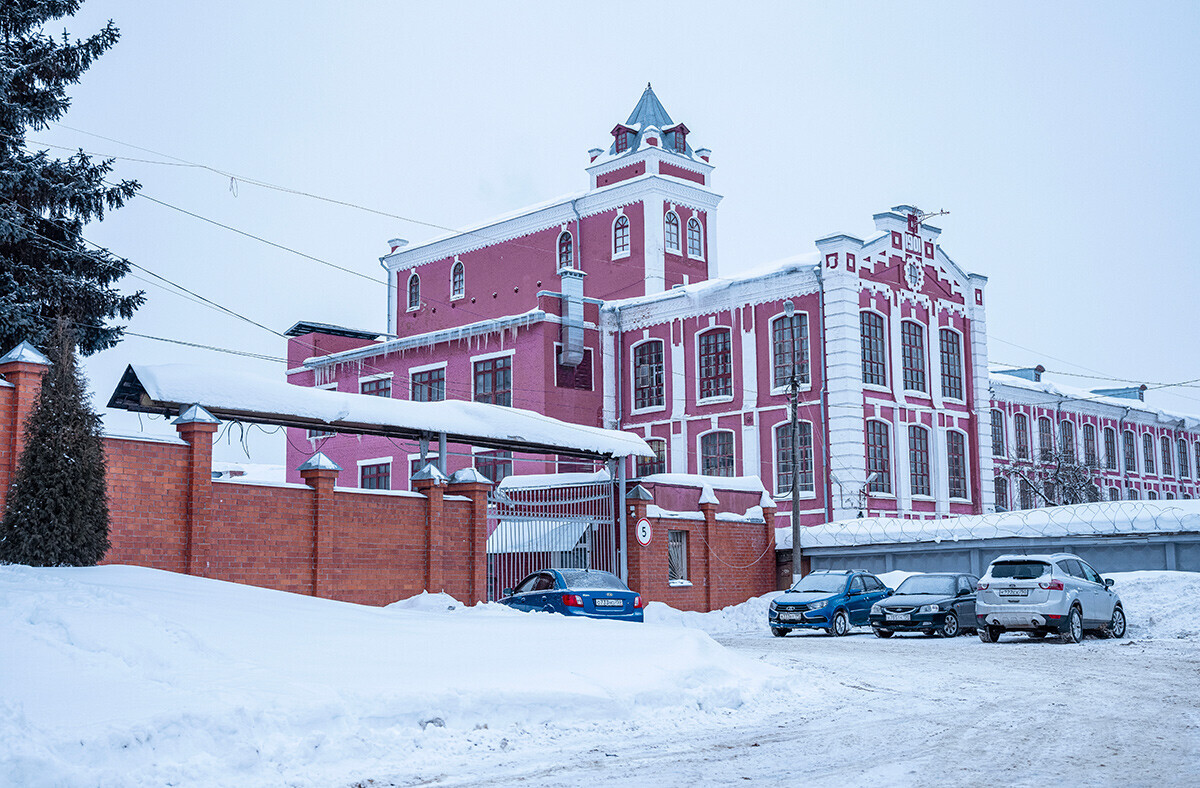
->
[789, 574, 848, 594]
[557, 570, 628, 591]
[895, 576, 957, 596]
[990, 561, 1049, 579]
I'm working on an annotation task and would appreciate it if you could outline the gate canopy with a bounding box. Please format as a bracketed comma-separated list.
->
[108, 363, 653, 460]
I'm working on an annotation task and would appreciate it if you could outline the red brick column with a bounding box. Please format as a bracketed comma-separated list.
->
[300, 465, 338, 597]
[446, 479, 491, 603]
[175, 417, 218, 578]
[0, 350, 51, 513]
[699, 500, 716, 612]
[413, 475, 446, 593]
[624, 487, 652, 598]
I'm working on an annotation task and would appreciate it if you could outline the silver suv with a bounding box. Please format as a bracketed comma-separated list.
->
[975, 553, 1126, 643]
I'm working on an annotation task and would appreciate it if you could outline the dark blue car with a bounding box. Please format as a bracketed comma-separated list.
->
[768, 569, 892, 636]
[498, 568, 644, 622]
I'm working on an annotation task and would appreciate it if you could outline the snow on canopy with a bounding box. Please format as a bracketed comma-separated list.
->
[109, 363, 653, 459]
[778, 500, 1200, 550]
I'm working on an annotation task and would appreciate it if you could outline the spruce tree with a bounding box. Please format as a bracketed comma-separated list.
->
[0, 322, 109, 566]
[0, 1, 143, 354]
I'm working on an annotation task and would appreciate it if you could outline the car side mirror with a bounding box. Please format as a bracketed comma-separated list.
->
[957, 588, 971, 597]
[1104, 578, 1114, 588]
[502, 588, 514, 597]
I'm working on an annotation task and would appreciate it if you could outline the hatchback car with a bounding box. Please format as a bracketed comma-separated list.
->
[768, 569, 892, 636]
[975, 553, 1125, 643]
[869, 573, 979, 638]
[497, 568, 644, 622]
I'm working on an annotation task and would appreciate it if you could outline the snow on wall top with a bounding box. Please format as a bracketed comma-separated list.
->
[121, 364, 654, 459]
[497, 469, 612, 491]
[640, 473, 769, 494]
[990, 369, 1200, 428]
[777, 500, 1200, 550]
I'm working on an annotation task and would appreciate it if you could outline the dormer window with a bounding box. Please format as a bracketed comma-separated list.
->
[614, 129, 629, 153]
[673, 130, 686, 153]
[558, 231, 574, 269]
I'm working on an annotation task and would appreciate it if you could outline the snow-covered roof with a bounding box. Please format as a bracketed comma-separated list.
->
[639, 473, 769, 494]
[587, 84, 705, 169]
[990, 368, 1200, 428]
[604, 253, 820, 313]
[108, 363, 654, 460]
[0, 340, 50, 366]
[497, 469, 612, 491]
[778, 500, 1200, 550]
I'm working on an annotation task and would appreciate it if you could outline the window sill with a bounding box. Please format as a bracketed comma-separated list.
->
[769, 384, 812, 397]
[612, 251, 631, 261]
[450, 294, 465, 302]
[697, 395, 735, 406]
[862, 383, 892, 395]
[774, 491, 817, 501]
[668, 579, 693, 587]
[406, 306, 420, 313]
[630, 405, 667, 417]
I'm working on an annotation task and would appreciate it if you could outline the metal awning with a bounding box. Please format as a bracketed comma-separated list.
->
[108, 363, 653, 460]
[486, 519, 591, 554]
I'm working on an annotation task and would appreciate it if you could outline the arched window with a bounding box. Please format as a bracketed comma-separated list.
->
[1127, 487, 1140, 501]
[939, 328, 963, 400]
[557, 231, 573, 269]
[947, 430, 969, 499]
[771, 313, 809, 389]
[613, 215, 630, 256]
[1103, 427, 1117, 470]
[636, 439, 667, 477]
[1108, 487, 1121, 502]
[407, 272, 420, 311]
[664, 211, 680, 252]
[632, 339, 665, 410]
[450, 260, 465, 299]
[686, 217, 703, 257]
[1038, 417, 1054, 461]
[1014, 413, 1030, 460]
[775, 421, 814, 495]
[1143, 434, 1156, 474]
[1059, 420, 1075, 463]
[865, 420, 891, 494]
[1161, 436, 1174, 477]
[700, 430, 735, 477]
[991, 410, 1006, 457]
[1124, 430, 1138, 473]
[860, 311, 887, 386]
[697, 328, 732, 400]
[1181, 438, 1192, 479]
[1083, 423, 1097, 466]
[909, 425, 931, 497]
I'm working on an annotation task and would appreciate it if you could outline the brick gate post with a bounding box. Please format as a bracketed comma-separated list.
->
[624, 484, 653, 599]
[299, 452, 341, 598]
[412, 463, 448, 593]
[699, 498, 717, 612]
[0, 341, 51, 513]
[173, 405, 220, 578]
[447, 468, 493, 604]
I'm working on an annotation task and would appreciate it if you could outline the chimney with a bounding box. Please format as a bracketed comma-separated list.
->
[388, 238, 408, 253]
[588, 148, 603, 162]
[696, 147, 711, 162]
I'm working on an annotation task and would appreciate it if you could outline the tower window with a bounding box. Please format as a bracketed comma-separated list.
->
[557, 231, 573, 269]
[407, 272, 420, 311]
[686, 217, 703, 257]
[614, 130, 629, 153]
[664, 212, 680, 253]
[451, 260, 465, 299]
[613, 215, 630, 256]
[673, 130, 686, 153]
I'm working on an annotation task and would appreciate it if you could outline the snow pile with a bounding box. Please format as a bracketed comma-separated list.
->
[782, 500, 1200, 549]
[0, 566, 780, 787]
[645, 594, 776, 635]
[1108, 571, 1200, 640]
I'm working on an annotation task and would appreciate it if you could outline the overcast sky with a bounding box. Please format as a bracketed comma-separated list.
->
[33, 1, 1200, 464]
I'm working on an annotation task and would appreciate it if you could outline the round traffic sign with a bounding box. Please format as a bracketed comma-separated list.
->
[636, 518, 652, 546]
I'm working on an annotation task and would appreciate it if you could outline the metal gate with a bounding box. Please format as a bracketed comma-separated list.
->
[485, 476, 619, 600]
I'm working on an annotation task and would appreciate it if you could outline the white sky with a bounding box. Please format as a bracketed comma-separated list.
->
[28, 1, 1200, 464]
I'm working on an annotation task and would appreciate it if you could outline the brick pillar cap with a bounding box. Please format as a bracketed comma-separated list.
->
[698, 484, 719, 506]
[626, 484, 653, 501]
[298, 451, 342, 472]
[0, 340, 50, 366]
[172, 403, 220, 425]
[759, 491, 777, 509]
[411, 463, 448, 484]
[449, 467, 493, 486]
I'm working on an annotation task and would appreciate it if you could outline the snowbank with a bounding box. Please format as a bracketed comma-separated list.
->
[0, 566, 780, 787]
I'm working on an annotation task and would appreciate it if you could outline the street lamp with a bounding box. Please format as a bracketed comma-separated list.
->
[784, 300, 802, 583]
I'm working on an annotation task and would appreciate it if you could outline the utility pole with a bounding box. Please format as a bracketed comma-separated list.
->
[785, 300, 802, 583]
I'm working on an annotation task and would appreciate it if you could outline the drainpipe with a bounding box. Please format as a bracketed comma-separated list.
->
[816, 265, 832, 523]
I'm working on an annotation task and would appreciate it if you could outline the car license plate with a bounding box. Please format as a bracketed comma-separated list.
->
[593, 598, 623, 608]
[779, 613, 802, 621]
[999, 589, 1028, 597]
[885, 613, 910, 622]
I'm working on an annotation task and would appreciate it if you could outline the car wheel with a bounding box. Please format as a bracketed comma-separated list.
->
[979, 625, 1003, 643]
[873, 627, 893, 638]
[1104, 606, 1126, 639]
[1060, 606, 1083, 644]
[829, 610, 849, 637]
[937, 612, 959, 638]
[771, 627, 790, 638]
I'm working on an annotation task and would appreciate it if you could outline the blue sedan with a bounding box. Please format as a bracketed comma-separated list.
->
[498, 568, 644, 622]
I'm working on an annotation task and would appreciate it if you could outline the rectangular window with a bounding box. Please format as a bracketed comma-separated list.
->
[1043, 481, 1057, 506]
[636, 440, 667, 477]
[901, 321, 926, 392]
[474, 450, 513, 484]
[909, 425, 931, 497]
[1161, 436, 1174, 477]
[633, 341, 665, 409]
[700, 431, 735, 476]
[474, 356, 512, 407]
[410, 368, 445, 402]
[991, 410, 1006, 458]
[1019, 478, 1036, 510]
[1124, 431, 1138, 473]
[555, 348, 593, 390]
[1059, 421, 1075, 463]
[1143, 434, 1156, 475]
[948, 431, 968, 499]
[865, 421, 891, 494]
[1038, 418, 1054, 461]
[939, 329, 963, 400]
[772, 314, 810, 389]
[1104, 428, 1117, 470]
[1083, 424, 1097, 466]
[360, 462, 390, 490]
[775, 422, 815, 494]
[994, 477, 1009, 511]
[1181, 439, 1192, 480]
[860, 312, 887, 386]
[698, 329, 732, 400]
[361, 376, 391, 398]
[667, 530, 688, 582]
[1014, 414, 1030, 461]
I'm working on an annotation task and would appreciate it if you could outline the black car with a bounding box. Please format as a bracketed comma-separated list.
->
[869, 573, 979, 638]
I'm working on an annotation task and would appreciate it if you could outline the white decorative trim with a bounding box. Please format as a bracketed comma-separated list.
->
[611, 209, 631, 260]
[685, 213, 705, 262]
[450, 257, 465, 301]
[696, 427, 737, 476]
[768, 418, 818, 499]
[629, 337, 668, 416]
[694, 325, 734, 406]
[406, 271, 421, 312]
[664, 209, 681, 255]
[469, 348, 516, 365]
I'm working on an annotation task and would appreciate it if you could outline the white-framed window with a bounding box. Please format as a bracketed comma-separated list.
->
[686, 216, 703, 259]
[406, 271, 421, 312]
[994, 476, 1009, 512]
[557, 230, 573, 269]
[699, 429, 735, 476]
[947, 429, 970, 500]
[407, 453, 440, 489]
[359, 372, 393, 398]
[358, 456, 393, 490]
[909, 424, 931, 498]
[773, 420, 815, 496]
[900, 320, 927, 393]
[472, 349, 515, 407]
[612, 214, 630, 259]
[636, 439, 667, 477]
[696, 327, 733, 402]
[664, 211, 680, 253]
[450, 259, 465, 300]
[668, 530, 689, 583]
[865, 420, 892, 494]
[990, 409, 1006, 458]
[939, 327, 964, 401]
[860, 310, 887, 387]
[409, 362, 446, 402]
[631, 338, 666, 412]
[770, 312, 809, 392]
[306, 382, 338, 439]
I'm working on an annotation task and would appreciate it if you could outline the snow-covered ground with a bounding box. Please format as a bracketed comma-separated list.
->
[2, 565, 1198, 787]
